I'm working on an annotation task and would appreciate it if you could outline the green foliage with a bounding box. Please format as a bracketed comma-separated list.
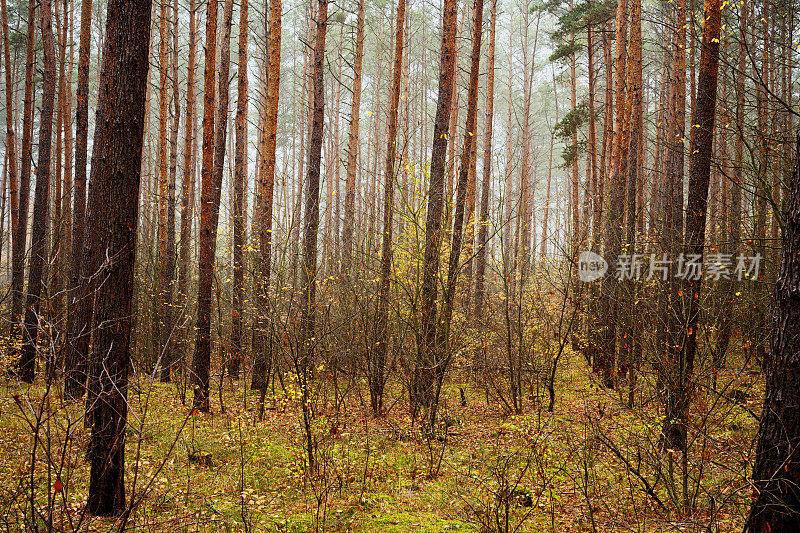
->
[553, 103, 590, 141]
[548, 0, 617, 45]
[559, 139, 588, 168]
[548, 41, 583, 63]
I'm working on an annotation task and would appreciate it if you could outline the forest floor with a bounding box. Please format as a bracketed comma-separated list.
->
[0, 349, 761, 532]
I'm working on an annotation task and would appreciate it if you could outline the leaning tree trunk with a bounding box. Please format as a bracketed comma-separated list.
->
[414, 0, 457, 422]
[438, 0, 483, 347]
[662, 0, 722, 453]
[84, 0, 152, 513]
[18, 0, 56, 382]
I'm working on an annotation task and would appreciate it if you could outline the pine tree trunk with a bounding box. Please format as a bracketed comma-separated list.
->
[18, 0, 56, 382]
[177, 0, 196, 367]
[230, 0, 247, 380]
[251, 0, 281, 390]
[716, 0, 746, 367]
[299, 0, 327, 370]
[623, 0, 643, 405]
[662, 0, 722, 452]
[745, 132, 800, 533]
[62, 0, 90, 393]
[596, 0, 628, 388]
[662, 0, 688, 412]
[373, 0, 406, 415]
[1, 0, 18, 322]
[11, 0, 35, 365]
[84, 0, 152, 513]
[414, 0, 457, 421]
[432, 0, 483, 426]
[159, 0, 179, 381]
[473, 0, 496, 321]
[341, 0, 363, 275]
[190, 0, 220, 411]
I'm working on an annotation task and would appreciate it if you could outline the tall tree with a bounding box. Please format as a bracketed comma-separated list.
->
[716, 0, 746, 366]
[177, 0, 196, 351]
[230, 0, 248, 379]
[373, 0, 406, 415]
[341, 0, 364, 275]
[661, 0, 722, 452]
[10, 0, 35, 364]
[251, 0, 281, 390]
[473, 0, 497, 320]
[17, 0, 56, 382]
[622, 0, 642, 404]
[159, 0, 180, 381]
[745, 130, 800, 533]
[84, 0, 152, 512]
[413, 0, 458, 422]
[299, 0, 328, 368]
[662, 0, 688, 402]
[59, 0, 75, 328]
[190, 0, 221, 411]
[440, 0, 483, 353]
[2, 0, 17, 304]
[596, 0, 628, 387]
[155, 0, 170, 377]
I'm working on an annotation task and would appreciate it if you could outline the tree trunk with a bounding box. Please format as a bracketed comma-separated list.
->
[251, 0, 281, 391]
[1, 0, 17, 318]
[745, 131, 800, 533]
[155, 0, 170, 378]
[63, 0, 93, 396]
[11, 0, 35, 367]
[414, 0, 457, 421]
[341, 0, 364, 275]
[177, 0, 196, 369]
[159, 0, 180, 381]
[18, 0, 56, 382]
[190, 0, 220, 411]
[430, 0, 483, 428]
[662, 0, 722, 452]
[373, 0, 406, 415]
[85, 0, 152, 513]
[596, 0, 628, 388]
[473, 0, 496, 321]
[230, 0, 247, 380]
[299, 0, 327, 370]
[716, 0, 746, 367]
[662, 0, 688, 413]
[623, 0, 643, 404]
